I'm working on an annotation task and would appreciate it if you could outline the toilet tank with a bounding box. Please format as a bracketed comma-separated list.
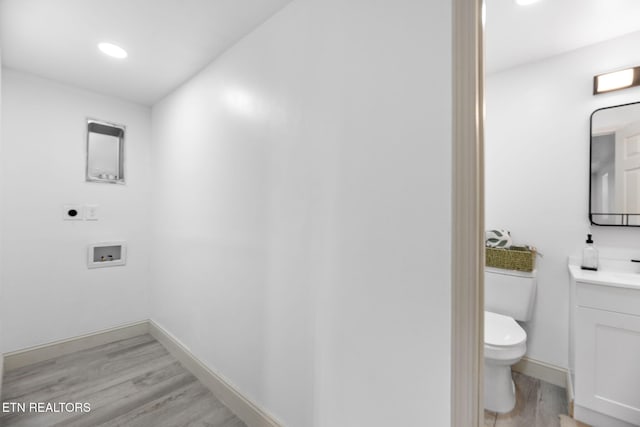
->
[485, 268, 537, 321]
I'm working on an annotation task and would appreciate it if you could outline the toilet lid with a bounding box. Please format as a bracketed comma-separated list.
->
[485, 311, 526, 347]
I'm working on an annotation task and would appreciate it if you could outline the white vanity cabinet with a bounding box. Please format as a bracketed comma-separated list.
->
[569, 265, 640, 427]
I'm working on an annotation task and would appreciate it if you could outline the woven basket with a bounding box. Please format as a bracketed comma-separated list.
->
[485, 246, 536, 272]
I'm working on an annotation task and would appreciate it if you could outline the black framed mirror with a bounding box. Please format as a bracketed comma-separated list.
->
[590, 101, 640, 226]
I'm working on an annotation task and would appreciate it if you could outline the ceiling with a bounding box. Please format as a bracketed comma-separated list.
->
[3, 0, 640, 103]
[0, 0, 292, 105]
[486, 0, 640, 73]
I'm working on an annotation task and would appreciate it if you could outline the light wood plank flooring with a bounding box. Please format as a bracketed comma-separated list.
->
[1, 334, 247, 427]
[484, 371, 568, 427]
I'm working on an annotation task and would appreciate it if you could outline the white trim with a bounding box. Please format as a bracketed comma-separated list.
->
[451, 0, 484, 426]
[148, 320, 282, 427]
[3, 320, 149, 371]
[512, 356, 567, 388]
[567, 370, 575, 417]
[575, 403, 638, 427]
[0, 352, 4, 399]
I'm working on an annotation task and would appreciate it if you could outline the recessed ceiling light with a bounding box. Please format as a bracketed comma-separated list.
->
[515, 0, 541, 5]
[98, 42, 128, 59]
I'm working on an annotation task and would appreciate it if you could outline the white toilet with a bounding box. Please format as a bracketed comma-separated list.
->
[484, 267, 537, 413]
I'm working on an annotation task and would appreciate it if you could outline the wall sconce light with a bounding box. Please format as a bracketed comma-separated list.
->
[594, 66, 640, 95]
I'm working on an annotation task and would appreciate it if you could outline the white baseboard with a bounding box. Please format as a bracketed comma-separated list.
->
[3, 320, 149, 371]
[0, 352, 4, 398]
[512, 356, 567, 389]
[566, 370, 574, 417]
[148, 320, 282, 427]
[575, 404, 638, 427]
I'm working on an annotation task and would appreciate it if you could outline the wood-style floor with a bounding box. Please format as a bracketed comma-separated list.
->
[0, 334, 247, 427]
[484, 371, 568, 427]
[1, 333, 570, 427]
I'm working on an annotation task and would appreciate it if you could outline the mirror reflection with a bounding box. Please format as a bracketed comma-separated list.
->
[590, 102, 640, 226]
[86, 119, 125, 184]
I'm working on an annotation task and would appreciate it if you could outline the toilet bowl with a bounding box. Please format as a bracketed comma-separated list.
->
[484, 310, 527, 413]
[484, 268, 536, 413]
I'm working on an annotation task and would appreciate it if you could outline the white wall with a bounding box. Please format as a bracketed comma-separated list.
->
[151, 0, 451, 426]
[1, 69, 152, 352]
[486, 31, 640, 368]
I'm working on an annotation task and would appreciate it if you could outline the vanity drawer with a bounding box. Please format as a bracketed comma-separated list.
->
[576, 282, 640, 316]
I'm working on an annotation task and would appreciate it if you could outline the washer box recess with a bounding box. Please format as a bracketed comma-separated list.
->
[88, 242, 127, 268]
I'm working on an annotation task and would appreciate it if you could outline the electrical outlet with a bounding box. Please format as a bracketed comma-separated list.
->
[85, 204, 99, 221]
[63, 204, 84, 220]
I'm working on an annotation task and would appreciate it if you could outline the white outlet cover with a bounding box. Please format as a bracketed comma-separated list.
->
[85, 204, 99, 221]
[63, 204, 83, 220]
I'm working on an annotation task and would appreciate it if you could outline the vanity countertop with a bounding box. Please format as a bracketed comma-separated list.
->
[568, 263, 640, 290]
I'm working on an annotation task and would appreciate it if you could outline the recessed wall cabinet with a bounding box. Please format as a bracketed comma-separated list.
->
[569, 263, 640, 427]
[589, 102, 640, 226]
[86, 119, 125, 184]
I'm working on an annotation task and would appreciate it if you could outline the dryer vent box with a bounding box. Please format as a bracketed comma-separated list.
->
[88, 242, 126, 268]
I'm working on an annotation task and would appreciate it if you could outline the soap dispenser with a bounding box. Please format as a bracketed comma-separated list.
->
[581, 234, 598, 271]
